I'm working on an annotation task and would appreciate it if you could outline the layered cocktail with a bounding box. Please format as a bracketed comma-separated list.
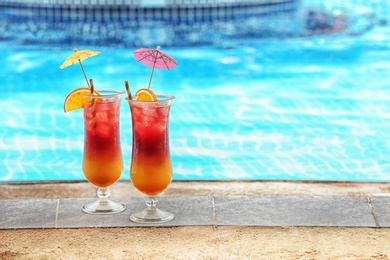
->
[81, 89, 126, 214]
[127, 92, 175, 223]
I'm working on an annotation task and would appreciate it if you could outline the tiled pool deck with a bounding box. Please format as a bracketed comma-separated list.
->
[1, 181, 390, 229]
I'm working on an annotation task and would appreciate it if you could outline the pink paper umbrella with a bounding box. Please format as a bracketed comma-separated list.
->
[134, 46, 178, 89]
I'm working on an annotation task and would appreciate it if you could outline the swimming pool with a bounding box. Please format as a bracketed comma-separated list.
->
[1, 0, 390, 182]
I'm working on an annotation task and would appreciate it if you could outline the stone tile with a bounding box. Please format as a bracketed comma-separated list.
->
[1, 195, 380, 229]
[0, 199, 57, 229]
[214, 195, 376, 227]
[57, 196, 213, 228]
[370, 195, 390, 228]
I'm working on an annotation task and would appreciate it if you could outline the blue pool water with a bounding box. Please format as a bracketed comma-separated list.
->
[1, 1, 390, 182]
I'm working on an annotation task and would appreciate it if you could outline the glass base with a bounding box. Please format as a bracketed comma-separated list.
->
[82, 199, 125, 215]
[130, 208, 174, 224]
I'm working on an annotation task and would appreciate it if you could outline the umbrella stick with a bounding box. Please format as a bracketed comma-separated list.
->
[79, 60, 90, 88]
[147, 62, 156, 90]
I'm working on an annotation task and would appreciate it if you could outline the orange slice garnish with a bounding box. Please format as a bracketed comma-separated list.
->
[135, 88, 158, 101]
[63, 87, 100, 113]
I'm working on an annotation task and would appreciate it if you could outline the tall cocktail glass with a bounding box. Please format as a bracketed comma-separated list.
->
[127, 95, 175, 223]
[81, 89, 125, 214]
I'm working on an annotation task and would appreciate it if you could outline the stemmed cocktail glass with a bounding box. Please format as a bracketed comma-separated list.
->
[127, 94, 175, 223]
[81, 89, 126, 214]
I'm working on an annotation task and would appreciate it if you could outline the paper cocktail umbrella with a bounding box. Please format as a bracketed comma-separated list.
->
[133, 46, 178, 90]
[60, 49, 100, 88]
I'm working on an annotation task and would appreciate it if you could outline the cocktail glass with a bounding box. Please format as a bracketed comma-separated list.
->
[127, 95, 175, 223]
[81, 89, 126, 214]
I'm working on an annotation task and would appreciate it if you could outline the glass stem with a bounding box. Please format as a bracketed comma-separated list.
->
[97, 187, 110, 201]
[145, 197, 158, 210]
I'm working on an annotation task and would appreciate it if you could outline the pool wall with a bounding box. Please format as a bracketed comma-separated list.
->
[0, 0, 303, 47]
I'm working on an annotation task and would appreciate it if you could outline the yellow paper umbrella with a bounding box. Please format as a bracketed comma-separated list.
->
[59, 49, 100, 88]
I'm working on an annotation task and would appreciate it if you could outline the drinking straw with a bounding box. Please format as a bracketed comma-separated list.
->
[90, 78, 94, 94]
[124, 80, 132, 100]
[89, 78, 97, 131]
